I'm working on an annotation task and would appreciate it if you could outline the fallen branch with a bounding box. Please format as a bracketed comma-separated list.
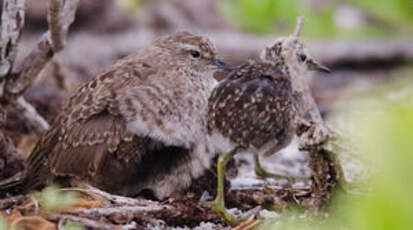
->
[62, 185, 162, 207]
[47, 213, 125, 230]
[78, 205, 166, 217]
[0, 194, 27, 209]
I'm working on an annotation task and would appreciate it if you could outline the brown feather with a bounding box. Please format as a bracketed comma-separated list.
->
[208, 61, 298, 155]
[16, 31, 223, 198]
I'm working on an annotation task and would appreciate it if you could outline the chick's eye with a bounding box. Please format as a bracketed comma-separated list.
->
[190, 50, 200, 58]
[299, 54, 307, 62]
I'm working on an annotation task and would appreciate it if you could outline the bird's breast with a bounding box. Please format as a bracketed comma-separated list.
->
[120, 77, 214, 149]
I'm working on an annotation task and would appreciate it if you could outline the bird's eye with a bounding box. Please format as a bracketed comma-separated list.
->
[299, 54, 307, 62]
[190, 50, 201, 58]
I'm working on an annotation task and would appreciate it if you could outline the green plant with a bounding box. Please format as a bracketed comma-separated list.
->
[31, 185, 77, 212]
[62, 221, 84, 230]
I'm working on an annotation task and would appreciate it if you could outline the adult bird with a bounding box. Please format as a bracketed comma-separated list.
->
[0, 31, 234, 199]
[206, 18, 330, 224]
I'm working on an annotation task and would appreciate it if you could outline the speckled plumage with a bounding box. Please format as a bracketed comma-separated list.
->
[207, 32, 330, 157]
[204, 18, 331, 225]
[19, 31, 228, 199]
[208, 61, 298, 156]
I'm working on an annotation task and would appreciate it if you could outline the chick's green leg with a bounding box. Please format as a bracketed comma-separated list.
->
[254, 152, 296, 181]
[202, 149, 239, 225]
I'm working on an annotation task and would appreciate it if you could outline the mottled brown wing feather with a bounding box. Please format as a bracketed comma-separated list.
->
[49, 112, 132, 178]
[25, 108, 190, 196]
[208, 62, 296, 150]
[23, 112, 136, 192]
[22, 125, 60, 191]
[23, 60, 157, 192]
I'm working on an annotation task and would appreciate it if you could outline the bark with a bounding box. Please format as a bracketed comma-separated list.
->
[1, 0, 79, 136]
[0, 0, 25, 96]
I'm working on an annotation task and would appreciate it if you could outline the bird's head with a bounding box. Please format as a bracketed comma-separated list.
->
[153, 31, 234, 73]
[260, 17, 330, 74]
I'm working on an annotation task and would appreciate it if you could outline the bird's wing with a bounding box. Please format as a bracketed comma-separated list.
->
[49, 112, 134, 178]
[27, 106, 191, 197]
[24, 60, 160, 191]
[209, 64, 295, 150]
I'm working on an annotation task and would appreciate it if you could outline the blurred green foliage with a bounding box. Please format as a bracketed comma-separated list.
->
[0, 216, 6, 230]
[62, 221, 84, 230]
[118, 0, 146, 10]
[117, 0, 412, 37]
[0, 185, 79, 230]
[218, 0, 413, 37]
[218, 0, 302, 34]
[259, 82, 413, 230]
[32, 185, 77, 212]
[348, 0, 413, 25]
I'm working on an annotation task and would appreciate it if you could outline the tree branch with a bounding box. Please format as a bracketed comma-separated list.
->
[0, 0, 25, 96]
[7, 0, 79, 96]
[13, 96, 50, 136]
[47, 214, 123, 230]
[48, 0, 65, 51]
[48, 0, 78, 52]
[62, 186, 164, 207]
[1, 0, 79, 136]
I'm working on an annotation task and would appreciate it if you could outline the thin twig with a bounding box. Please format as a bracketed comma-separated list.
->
[48, 0, 79, 52]
[62, 186, 161, 206]
[14, 96, 50, 135]
[293, 16, 304, 37]
[78, 205, 167, 216]
[232, 215, 260, 230]
[47, 214, 122, 230]
[6, 35, 53, 96]
[48, 0, 65, 51]
[60, 0, 79, 32]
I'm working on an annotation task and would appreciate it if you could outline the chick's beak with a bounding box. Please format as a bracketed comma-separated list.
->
[214, 59, 236, 70]
[307, 60, 331, 73]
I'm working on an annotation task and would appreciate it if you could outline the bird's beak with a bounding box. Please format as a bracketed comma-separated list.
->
[214, 59, 236, 70]
[307, 59, 331, 73]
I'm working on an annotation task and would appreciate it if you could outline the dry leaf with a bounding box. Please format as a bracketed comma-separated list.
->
[17, 134, 38, 159]
[60, 188, 108, 213]
[232, 215, 260, 230]
[11, 216, 56, 230]
[6, 209, 56, 230]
